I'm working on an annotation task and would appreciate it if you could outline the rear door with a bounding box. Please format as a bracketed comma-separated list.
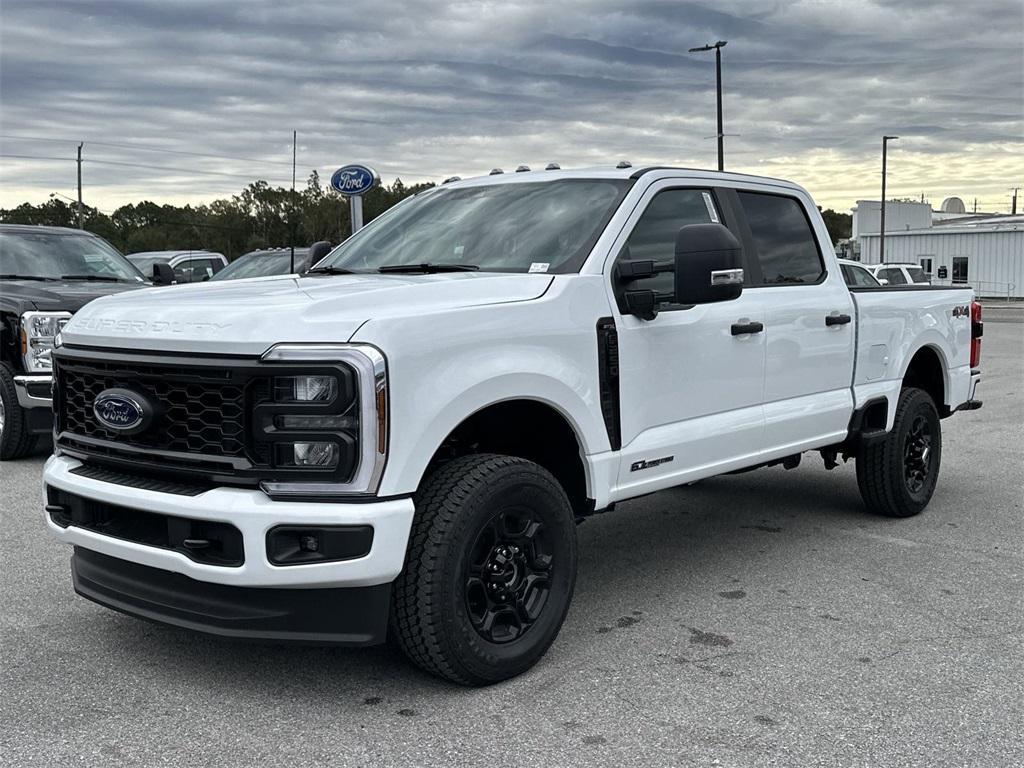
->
[730, 189, 856, 456]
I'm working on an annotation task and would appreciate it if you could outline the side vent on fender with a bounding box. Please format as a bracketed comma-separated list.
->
[596, 317, 621, 450]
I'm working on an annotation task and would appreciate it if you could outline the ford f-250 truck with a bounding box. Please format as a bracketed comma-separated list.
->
[42, 166, 983, 685]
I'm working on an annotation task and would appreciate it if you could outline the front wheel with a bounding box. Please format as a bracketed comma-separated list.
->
[0, 363, 37, 461]
[856, 387, 942, 517]
[391, 454, 578, 685]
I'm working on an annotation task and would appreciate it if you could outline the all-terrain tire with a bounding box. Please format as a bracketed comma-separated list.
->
[391, 453, 577, 685]
[856, 387, 941, 517]
[0, 363, 36, 460]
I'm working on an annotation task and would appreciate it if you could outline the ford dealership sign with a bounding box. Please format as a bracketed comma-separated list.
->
[331, 165, 379, 196]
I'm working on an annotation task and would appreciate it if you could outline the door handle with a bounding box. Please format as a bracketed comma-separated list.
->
[731, 321, 764, 336]
[825, 313, 852, 326]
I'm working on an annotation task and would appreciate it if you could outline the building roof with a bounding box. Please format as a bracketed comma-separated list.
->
[861, 214, 1023, 237]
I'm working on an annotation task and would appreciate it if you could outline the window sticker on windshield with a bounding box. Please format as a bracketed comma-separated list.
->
[529, 262, 550, 273]
[702, 192, 720, 223]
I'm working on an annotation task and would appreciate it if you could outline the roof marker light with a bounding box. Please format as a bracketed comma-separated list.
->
[616, 160, 633, 169]
[515, 165, 530, 172]
[442, 176, 461, 184]
[489, 168, 504, 175]
[545, 162, 561, 170]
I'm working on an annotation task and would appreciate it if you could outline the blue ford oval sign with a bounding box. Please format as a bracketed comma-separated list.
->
[331, 165, 379, 196]
[93, 389, 147, 432]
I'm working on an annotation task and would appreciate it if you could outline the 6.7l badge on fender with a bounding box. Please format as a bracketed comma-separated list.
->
[92, 389, 151, 434]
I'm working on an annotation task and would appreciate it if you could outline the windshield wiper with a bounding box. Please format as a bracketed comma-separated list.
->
[60, 274, 132, 282]
[305, 266, 357, 275]
[0, 274, 59, 281]
[378, 263, 479, 274]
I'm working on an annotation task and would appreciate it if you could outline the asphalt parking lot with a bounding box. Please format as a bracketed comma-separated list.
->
[2, 319, 1021, 768]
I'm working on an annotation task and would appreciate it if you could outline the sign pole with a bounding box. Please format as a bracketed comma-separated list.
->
[350, 196, 363, 233]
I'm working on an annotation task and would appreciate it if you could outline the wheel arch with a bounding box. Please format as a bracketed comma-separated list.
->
[386, 376, 605, 517]
[900, 343, 949, 415]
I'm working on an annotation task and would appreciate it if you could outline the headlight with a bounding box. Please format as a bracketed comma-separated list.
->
[20, 312, 71, 373]
[274, 375, 337, 403]
[258, 344, 388, 497]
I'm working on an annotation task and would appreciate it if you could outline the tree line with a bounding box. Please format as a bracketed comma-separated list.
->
[0, 172, 434, 259]
[1, 175, 853, 258]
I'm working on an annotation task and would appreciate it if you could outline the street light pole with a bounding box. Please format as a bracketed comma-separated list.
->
[689, 40, 728, 171]
[879, 135, 898, 264]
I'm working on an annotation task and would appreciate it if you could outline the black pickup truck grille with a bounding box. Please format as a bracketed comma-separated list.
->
[57, 356, 250, 457]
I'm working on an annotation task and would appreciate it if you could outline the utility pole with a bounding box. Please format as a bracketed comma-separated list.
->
[76, 143, 84, 229]
[879, 135, 898, 264]
[1011, 187, 1019, 215]
[689, 40, 728, 171]
[290, 130, 297, 274]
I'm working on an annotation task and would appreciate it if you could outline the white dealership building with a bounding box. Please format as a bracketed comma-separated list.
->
[852, 198, 1024, 299]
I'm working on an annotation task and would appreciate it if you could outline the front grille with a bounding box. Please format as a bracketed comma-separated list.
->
[58, 356, 249, 456]
[53, 347, 361, 486]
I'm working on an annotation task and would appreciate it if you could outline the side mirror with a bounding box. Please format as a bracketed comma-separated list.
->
[152, 262, 175, 286]
[673, 223, 743, 305]
[306, 241, 332, 270]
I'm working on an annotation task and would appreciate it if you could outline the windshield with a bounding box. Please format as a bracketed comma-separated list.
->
[0, 231, 146, 282]
[316, 179, 629, 274]
[906, 266, 931, 284]
[128, 254, 169, 272]
[211, 249, 309, 281]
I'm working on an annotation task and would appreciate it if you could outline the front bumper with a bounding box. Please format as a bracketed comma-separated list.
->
[43, 454, 415, 589]
[72, 547, 391, 644]
[13, 374, 53, 434]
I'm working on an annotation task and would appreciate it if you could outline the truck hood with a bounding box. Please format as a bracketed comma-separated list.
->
[61, 272, 554, 355]
[0, 278, 147, 313]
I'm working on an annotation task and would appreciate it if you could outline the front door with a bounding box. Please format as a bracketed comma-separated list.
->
[610, 182, 770, 501]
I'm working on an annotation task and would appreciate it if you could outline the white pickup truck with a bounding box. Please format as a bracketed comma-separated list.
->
[43, 165, 983, 685]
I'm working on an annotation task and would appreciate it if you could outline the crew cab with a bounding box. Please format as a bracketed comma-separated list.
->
[127, 250, 227, 283]
[42, 167, 983, 685]
[868, 262, 932, 287]
[0, 224, 148, 459]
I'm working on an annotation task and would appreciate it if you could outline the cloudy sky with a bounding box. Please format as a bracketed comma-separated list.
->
[1, 0, 1021, 213]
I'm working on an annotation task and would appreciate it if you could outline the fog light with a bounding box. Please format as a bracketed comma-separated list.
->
[274, 375, 337, 403]
[276, 441, 339, 468]
[299, 534, 319, 552]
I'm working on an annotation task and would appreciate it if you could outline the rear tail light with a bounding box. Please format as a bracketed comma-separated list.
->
[970, 301, 983, 368]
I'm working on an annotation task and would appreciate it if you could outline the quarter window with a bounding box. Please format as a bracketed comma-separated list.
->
[617, 189, 720, 296]
[737, 192, 824, 285]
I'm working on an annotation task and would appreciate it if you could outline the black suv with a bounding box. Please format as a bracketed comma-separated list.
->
[0, 224, 149, 459]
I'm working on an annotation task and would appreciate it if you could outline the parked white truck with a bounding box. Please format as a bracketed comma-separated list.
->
[43, 166, 983, 685]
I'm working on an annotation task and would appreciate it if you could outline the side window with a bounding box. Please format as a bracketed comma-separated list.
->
[853, 266, 879, 287]
[737, 192, 824, 285]
[878, 267, 906, 285]
[617, 188, 719, 296]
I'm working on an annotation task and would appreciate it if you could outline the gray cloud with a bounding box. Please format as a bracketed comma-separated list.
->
[1, 0, 1021, 211]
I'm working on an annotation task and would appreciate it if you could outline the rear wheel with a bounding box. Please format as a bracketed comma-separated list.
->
[391, 454, 577, 685]
[856, 387, 941, 517]
[0, 364, 36, 461]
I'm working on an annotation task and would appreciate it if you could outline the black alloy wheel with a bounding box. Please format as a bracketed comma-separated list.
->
[464, 508, 553, 644]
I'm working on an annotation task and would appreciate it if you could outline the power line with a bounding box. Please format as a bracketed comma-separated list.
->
[0, 134, 296, 168]
[0, 153, 291, 182]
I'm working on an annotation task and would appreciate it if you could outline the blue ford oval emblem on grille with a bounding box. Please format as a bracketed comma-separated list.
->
[93, 389, 146, 432]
